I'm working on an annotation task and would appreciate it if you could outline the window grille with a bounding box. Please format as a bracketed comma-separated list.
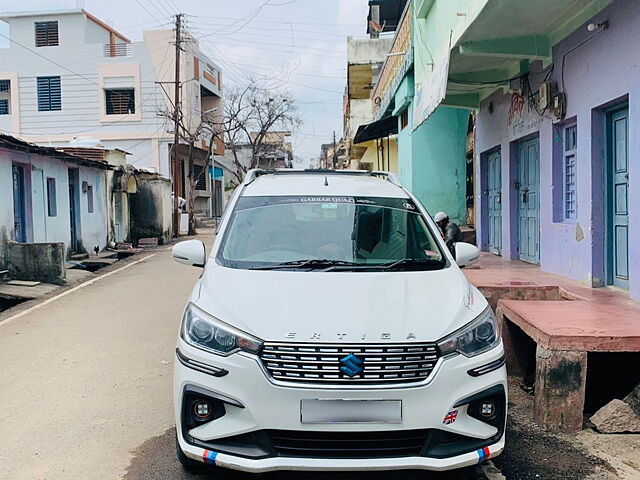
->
[47, 178, 57, 216]
[105, 89, 135, 115]
[35, 21, 59, 47]
[87, 185, 94, 213]
[564, 124, 577, 219]
[191, 164, 207, 191]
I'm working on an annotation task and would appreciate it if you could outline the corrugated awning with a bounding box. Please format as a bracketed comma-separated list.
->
[353, 115, 398, 144]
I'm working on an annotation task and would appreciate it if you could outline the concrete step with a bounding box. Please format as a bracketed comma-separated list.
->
[70, 253, 89, 261]
[195, 217, 216, 228]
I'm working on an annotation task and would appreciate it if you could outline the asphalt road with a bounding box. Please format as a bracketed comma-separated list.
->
[0, 231, 612, 480]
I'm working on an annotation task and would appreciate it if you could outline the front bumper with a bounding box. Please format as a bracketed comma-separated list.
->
[174, 340, 507, 472]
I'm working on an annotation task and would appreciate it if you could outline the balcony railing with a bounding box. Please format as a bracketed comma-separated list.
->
[372, 2, 412, 119]
[104, 43, 133, 58]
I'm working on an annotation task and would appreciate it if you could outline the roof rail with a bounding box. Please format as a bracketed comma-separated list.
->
[243, 168, 402, 187]
[371, 171, 401, 186]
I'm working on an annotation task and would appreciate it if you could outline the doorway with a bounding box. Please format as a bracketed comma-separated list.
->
[68, 168, 81, 253]
[606, 107, 629, 289]
[516, 137, 540, 264]
[487, 150, 502, 255]
[12, 163, 27, 243]
[114, 192, 124, 243]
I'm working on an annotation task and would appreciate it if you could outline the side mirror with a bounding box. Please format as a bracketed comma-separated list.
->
[171, 240, 206, 268]
[454, 242, 480, 268]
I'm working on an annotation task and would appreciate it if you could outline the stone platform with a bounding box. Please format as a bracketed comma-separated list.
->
[465, 253, 640, 433]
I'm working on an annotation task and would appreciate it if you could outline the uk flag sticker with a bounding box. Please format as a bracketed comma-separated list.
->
[443, 409, 458, 425]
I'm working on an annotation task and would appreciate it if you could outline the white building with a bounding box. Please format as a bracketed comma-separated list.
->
[0, 8, 225, 217]
[0, 133, 111, 267]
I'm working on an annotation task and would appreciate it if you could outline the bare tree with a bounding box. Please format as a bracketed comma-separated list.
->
[162, 80, 300, 234]
[224, 81, 301, 183]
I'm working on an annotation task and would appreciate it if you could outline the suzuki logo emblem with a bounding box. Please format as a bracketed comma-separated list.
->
[340, 353, 364, 377]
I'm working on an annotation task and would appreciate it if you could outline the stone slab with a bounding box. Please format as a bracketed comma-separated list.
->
[0, 282, 58, 299]
[498, 300, 640, 352]
[7, 280, 41, 287]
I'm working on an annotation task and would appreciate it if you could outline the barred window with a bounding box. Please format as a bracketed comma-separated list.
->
[47, 178, 57, 216]
[105, 89, 135, 115]
[35, 21, 59, 47]
[0, 99, 8, 115]
[191, 164, 207, 191]
[87, 185, 94, 213]
[0, 80, 10, 92]
[564, 124, 577, 219]
[401, 109, 409, 129]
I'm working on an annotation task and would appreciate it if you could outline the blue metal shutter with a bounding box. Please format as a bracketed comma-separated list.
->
[37, 76, 61, 111]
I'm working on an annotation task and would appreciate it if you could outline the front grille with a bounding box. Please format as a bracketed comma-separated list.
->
[260, 342, 439, 385]
[268, 429, 429, 458]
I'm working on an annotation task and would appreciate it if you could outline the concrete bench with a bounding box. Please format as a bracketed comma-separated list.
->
[496, 299, 640, 432]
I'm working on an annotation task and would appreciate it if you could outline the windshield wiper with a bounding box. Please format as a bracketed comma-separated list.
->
[324, 258, 442, 272]
[250, 259, 359, 270]
[380, 258, 440, 270]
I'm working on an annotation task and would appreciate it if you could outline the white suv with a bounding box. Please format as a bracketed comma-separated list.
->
[172, 169, 507, 473]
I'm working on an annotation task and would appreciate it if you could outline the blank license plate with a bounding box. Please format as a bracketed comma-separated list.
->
[300, 399, 402, 424]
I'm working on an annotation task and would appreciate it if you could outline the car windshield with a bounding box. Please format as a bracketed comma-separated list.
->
[217, 195, 446, 271]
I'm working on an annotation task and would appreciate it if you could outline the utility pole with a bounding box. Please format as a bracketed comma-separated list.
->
[332, 130, 337, 169]
[172, 13, 183, 237]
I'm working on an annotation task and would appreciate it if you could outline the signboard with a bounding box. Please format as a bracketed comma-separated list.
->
[412, 46, 451, 130]
[208, 166, 224, 179]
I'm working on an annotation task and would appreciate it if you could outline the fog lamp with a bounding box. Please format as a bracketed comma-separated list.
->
[480, 401, 496, 418]
[193, 400, 211, 419]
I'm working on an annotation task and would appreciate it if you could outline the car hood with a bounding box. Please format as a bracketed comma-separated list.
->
[193, 263, 485, 343]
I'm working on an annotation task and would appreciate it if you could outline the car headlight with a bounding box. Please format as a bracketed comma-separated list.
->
[181, 303, 263, 356]
[437, 307, 500, 357]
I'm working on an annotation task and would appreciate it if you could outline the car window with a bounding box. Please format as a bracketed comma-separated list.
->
[217, 196, 445, 271]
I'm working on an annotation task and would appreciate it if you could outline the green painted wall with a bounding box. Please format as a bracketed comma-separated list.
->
[409, 106, 467, 223]
[397, 99, 467, 223]
[392, 1, 476, 224]
[396, 74, 414, 190]
[397, 102, 413, 189]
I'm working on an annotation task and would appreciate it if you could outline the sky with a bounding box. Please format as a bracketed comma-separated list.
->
[0, 0, 371, 165]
